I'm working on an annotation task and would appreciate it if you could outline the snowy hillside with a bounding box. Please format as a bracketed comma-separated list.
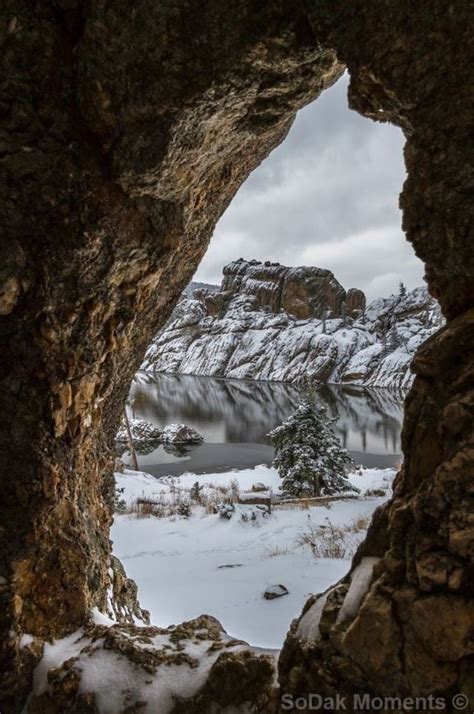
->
[143, 261, 443, 389]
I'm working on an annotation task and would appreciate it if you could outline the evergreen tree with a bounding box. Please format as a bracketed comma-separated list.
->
[388, 323, 402, 351]
[399, 281, 407, 298]
[268, 401, 356, 497]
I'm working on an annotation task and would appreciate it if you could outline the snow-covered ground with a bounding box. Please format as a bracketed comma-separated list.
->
[112, 465, 395, 649]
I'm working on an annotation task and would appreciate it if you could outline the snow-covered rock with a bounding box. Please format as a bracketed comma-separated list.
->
[116, 420, 203, 457]
[115, 418, 162, 444]
[264, 584, 289, 600]
[142, 261, 443, 388]
[336, 556, 380, 625]
[251, 482, 269, 492]
[161, 423, 204, 444]
[29, 615, 274, 713]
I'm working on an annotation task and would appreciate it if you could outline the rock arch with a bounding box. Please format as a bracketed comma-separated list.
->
[0, 0, 472, 710]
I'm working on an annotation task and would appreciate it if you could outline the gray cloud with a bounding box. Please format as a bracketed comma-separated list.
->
[194, 74, 425, 302]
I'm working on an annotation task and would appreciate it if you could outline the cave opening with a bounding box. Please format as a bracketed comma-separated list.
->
[113, 70, 429, 651]
[1, 2, 472, 711]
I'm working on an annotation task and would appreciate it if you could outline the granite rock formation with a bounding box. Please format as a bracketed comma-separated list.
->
[1, 0, 473, 711]
[143, 264, 441, 388]
[219, 259, 364, 319]
[194, 259, 365, 321]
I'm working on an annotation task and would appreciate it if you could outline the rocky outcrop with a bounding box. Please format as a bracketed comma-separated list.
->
[115, 418, 162, 445]
[1, 0, 473, 710]
[161, 423, 204, 445]
[115, 419, 203, 456]
[25, 615, 276, 713]
[217, 258, 364, 319]
[108, 555, 151, 626]
[345, 288, 366, 319]
[183, 281, 219, 299]
[143, 264, 442, 388]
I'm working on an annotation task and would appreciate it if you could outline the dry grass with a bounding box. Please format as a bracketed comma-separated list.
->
[121, 478, 242, 519]
[296, 516, 371, 559]
[264, 545, 290, 558]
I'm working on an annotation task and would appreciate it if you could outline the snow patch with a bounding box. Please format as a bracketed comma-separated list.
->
[19, 633, 34, 648]
[296, 589, 333, 643]
[336, 556, 380, 624]
[91, 608, 116, 628]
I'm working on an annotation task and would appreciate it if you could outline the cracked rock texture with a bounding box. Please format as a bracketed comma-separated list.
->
[0, 0, 473, 711]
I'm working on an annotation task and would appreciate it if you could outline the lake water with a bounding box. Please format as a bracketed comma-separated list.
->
[121, 373, 405, 476]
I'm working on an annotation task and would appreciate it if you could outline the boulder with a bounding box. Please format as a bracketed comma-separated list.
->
[115, 418, 162, 444]
[161, 424, 204, 444]
[264, 584, 289, 600]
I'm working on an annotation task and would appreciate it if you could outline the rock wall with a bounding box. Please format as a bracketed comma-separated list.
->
[1, 0, 473, 711]
[143, 268, 442, 389]
[276, 0, 474, 709]
[0, 1, 343, 709]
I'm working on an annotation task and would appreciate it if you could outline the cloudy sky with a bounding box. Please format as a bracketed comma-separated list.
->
[194, 73, 425, 302]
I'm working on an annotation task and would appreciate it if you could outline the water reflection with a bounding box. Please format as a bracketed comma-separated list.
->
[124, 373, 405, 475]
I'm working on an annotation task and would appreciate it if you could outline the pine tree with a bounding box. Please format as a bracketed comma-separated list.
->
[399, 281, 407, 299]
[268, 400, 356, 497]
[388, 323, 402, 351]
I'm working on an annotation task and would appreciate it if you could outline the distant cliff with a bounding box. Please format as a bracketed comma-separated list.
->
[193, 259, 365, 320]
[142, 260, 443, 388]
